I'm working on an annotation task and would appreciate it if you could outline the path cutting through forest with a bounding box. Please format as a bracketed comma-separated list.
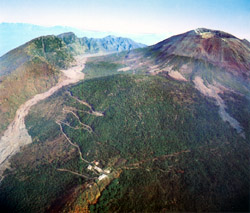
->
[0, 55, 87, 178]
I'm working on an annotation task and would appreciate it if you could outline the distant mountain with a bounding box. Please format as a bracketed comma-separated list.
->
[58, 32, 146, 55]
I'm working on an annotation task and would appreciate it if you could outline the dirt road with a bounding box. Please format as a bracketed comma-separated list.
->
[0, 55, 86, 177]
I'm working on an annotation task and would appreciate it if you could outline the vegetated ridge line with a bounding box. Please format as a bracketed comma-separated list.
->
[0, 55, 87, 178]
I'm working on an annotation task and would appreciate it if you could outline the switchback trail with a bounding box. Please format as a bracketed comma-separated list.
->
[0, 55, 87, 178]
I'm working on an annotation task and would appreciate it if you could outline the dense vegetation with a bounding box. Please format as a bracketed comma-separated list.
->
[0, 74, 248, 212]
[83, 60, 123, 79]
[30, 36, 74, 68]
[221, 91, 250, 141]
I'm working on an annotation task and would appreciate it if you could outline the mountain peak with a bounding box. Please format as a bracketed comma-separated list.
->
[58, 32, 76, 37]
[193, 28, 237, 39]
[57, 32, 77, 44]
[150, 28, 250, 77]
[105, 35, 117, 39]
[194, 28, 212, 34]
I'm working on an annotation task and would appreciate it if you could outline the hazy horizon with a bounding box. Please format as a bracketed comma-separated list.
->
[0, 22, 172, 45]
[0, 0, 250, 40]
[1, 0, 250, 56]
[0, 22, 171, 56]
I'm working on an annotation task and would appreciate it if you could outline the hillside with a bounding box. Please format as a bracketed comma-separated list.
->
[0, 28, 249, 212]
[0, 74, 248, 212]
[58, 32, 146, 55]
[0, 35, 74, 136]
[87, 28, 250, 139]
[0, 31, 145, 137]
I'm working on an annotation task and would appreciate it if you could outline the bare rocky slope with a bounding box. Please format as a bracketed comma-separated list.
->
[151, 28, 250, 78]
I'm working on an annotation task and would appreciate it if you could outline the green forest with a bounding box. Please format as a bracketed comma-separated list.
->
[0, 73, 249, 212]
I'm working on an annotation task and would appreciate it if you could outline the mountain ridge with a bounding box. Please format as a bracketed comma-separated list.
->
[57, 31, 146, 55]
[0, 22, 168, 56]
[0, 35, 74, 137]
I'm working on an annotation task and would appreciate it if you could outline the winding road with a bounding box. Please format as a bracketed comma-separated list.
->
[0, 55, 87, 177]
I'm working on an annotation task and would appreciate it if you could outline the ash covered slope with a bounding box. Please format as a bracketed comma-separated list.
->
[58, 32, 146, 55]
